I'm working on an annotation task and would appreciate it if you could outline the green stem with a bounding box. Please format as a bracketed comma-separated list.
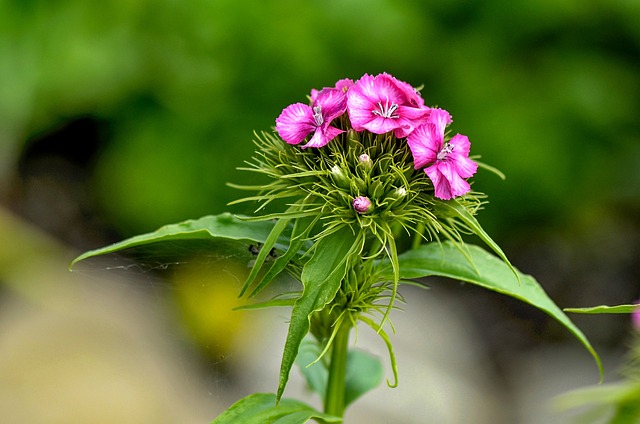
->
[324, 319, 351, 418]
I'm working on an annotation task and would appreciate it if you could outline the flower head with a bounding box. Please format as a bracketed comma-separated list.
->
[347, 73, 429, 138]
[276, 88, 347, 148]
[353, 196, 372, 214]
[407, 108, 477, 200]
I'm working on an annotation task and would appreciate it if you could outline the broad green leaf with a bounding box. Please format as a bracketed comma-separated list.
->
[210, 392, 341, 424]
[277, 227, 360, 402]
[296, 337, 384, 407]
[344, 348, 384, 406]
[69, 213, 290, 269]
[388, 241, 603, 379]
[564, 305, 639, 314]
[296, 337, 327, 398]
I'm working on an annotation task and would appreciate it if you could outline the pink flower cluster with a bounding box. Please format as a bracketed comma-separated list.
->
[275, 73, 477, 200]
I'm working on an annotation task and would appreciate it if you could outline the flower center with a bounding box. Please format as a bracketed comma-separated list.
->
[313, 106, 324, 126]
[372, 99, 399, 119]
[437, 143, 454, 161]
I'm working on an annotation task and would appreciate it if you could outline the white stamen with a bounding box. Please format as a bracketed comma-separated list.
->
[313, 106, 324, 126]
[437, 143, 454, 161]
[372, 98, 400, 119]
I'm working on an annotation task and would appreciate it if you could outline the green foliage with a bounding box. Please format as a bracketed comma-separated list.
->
[68, 213, 289, 269]
[564, 305, 639, 314]
[296, 337, 384, 408]
[210, 393, 341, 424]
[71, 212, 604, 406]
[389, 241, 603, 378]
[554, 381, 640, 424]
[277, 227, 360, 402]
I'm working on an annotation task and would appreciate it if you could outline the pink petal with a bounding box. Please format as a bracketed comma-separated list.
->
[275, 103, 315, 145]
[388, 74, 425, 107]
[362, 116, 402, 135]
[449, 133, 471, 156]
[427, 161, 472, 199]
[303, 125, 344, 148]
[428, 108, 452, 136]
[315, 88, 347, 122]
[407, 124, 440, 169]
[334, 78, 354, 92]
[449, 134, 477, 178]
[393, 105, 431, 138]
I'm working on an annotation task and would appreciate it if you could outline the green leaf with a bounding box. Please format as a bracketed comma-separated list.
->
[344, 349, 384, 406]
[434, 199, 520, 283]
[69, 213, 290, 269]
[247, 214, 317, 298]
[240, 215, 291, 297]
[553, 382, 640, 410]
[564, 304, 639, 314]
[210, 393, 341, 424]
[296, 337, 384, 408]
[277, 227, 360, 402]
[553, 382, 640, 424]
[388, 241, 603, 379]
[296, 337, 327, 398]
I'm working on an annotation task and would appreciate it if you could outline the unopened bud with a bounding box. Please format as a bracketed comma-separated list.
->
[386, 187, 407, 207]
[358, 153, 372, 169]
[353, 196, 372, 214]
[330, 165, 351, 190]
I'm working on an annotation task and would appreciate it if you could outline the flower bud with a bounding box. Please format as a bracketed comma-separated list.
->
[386, 186, 407, 208]
[353, 196, 372, 214]
[330, 165, 351, 190]
[358, 153, 372, 169]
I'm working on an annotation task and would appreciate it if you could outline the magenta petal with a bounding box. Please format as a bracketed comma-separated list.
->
[425, 165, 452, 200]
[275, 103, 316, 145]
[390, 75, 425, 107]
[407, 124, 440, 169]
[335, 78, 354, 91]
[449, 133, 471, 156]
[364, 116, 402, 134]
[315, 88, 347, 122]
[304, 125, 344, 148]
[427, 162, 471, 199]
[428, 108, 452, 136]
[449, 134, 477, 178]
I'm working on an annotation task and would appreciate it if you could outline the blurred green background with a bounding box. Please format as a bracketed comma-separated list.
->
[1, 0, 639, 422]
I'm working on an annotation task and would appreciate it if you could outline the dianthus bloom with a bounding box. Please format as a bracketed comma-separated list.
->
[276, 87, 347, 148]
[347, 73, 429, 138]
[407, 108, 477, 200]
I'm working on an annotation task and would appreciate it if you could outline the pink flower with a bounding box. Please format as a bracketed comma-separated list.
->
[276, 88, 347, 148]
[407, 108, 477, 200]
[353, 196, 372, 214]
[347, 73, 429, 138]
